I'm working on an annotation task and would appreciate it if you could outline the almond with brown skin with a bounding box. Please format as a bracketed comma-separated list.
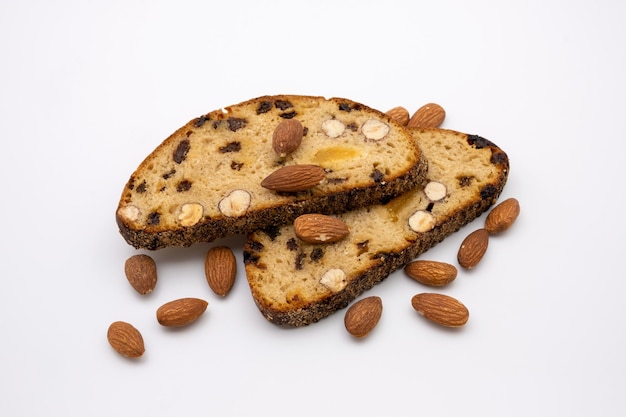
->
[261, 164, 325, 192]
[272, 119, 304, 158]
[384, 106, 410, 126]
[485, 197, 520, 234]
[411, 293, 469, 327]
[405, 260, 457, 287]
[294, 214, 350, 244]
[107, 321, 145, 358]
[205, 246, 236, 297]
[407, 103, 446, 128]
[156, 298, 208, 327]
[344, 296, 383, 337]
[124, 254, 157, 295]
[457, 228, 489, 269]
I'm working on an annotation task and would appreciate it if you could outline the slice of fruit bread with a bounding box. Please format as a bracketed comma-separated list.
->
[243, 128, 509, 326]
[116, 95, 427, 250]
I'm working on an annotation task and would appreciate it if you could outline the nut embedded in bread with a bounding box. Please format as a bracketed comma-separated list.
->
[116, 95, 427, 250]
[243, 128, 510, 327]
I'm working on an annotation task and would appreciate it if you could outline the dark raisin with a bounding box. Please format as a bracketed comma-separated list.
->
[256, 101, 272, 114]
[173, 139, 191, 164]
[219, 141, 241, 153]
[310, 248, 324, 262]
[275, 100, 293, 110]
[230, 161, 244, 171]
[136, 180, 147, 193]
[247, 240, 264, 252]
[176, 180, 192, 192]
[227, 118, 247, 131]
[346, 122, 358, 132]
[426, 202, 435, 212]
[339, 102, 352, 112]
[243, 251, 260, 265]
[491, 150, 508, 165]
[467, 134, 496, 149]
[263, 225, 281, 241]
[147, 212, 160, 226]
[370, 169, 384, 183]
[279, 111, 297, 119]
[480, 184, 499, 200]
[286, 238, 299, 251]
[212, 120, 221, 129]
[194, 115, 209, 128]
[459, 176, 473, 187]
[295, 252, 306, 270]
[162, 169, 176, 179]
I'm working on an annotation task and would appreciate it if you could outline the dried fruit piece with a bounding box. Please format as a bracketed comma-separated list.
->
[405, 260, 457, 287]
[156, 298, 208, 327]
[272, 119, 304, 158]
[457, 228, 489, 269]
[107, 321, 145, 358]
[407, 103, 446, 128]
[261, 164, 325, 192]
[385, 106, 410, 126]
[218, 189, 251, 217]
[205, 246, 236, 297]
[124, 254, 157, 295]
[344, 296, 383, 338]
[411, 293, 469, 327]
[294, 214, 350, 244]
[485, 197, 520, 234]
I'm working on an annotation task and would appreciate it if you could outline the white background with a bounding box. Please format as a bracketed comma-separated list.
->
[1, 1, 624, 416]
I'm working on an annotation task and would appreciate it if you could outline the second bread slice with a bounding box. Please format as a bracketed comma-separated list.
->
[244, 128, 510, 326]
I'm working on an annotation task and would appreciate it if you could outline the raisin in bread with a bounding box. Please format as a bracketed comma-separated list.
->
[116, 95, 427, 250]
[244, 128, 509, 326]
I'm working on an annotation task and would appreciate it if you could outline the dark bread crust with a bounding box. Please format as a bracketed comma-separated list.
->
[244, 128, 510, 326]
[116, 95, 427, 250]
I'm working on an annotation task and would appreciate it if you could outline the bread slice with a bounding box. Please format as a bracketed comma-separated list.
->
[116, 95, 427, 250]
[243, 128, 510, 326]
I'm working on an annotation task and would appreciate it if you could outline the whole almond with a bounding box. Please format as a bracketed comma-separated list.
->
[404, 260, 457, 287]
[261, 164, 325, 192]
[294, 214, 350, 244]
[411, 293, 469, 327]
[485, 197, 520, 234]
[156, 298, 208, 327]
[385, 106, 410, 126]
[124, 254, 157, 295]
[457, 228, 489, 269]
[205, 246, 236, 297]
[107, 321, 145, 358]
[344, 296, 383, 337]
[272, 119, 304, 158]
[407, 103, 446, 128]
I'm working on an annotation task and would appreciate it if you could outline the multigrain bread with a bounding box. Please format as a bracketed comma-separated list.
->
[116, 95, 427, 250]
[243, 128, 509, 326]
